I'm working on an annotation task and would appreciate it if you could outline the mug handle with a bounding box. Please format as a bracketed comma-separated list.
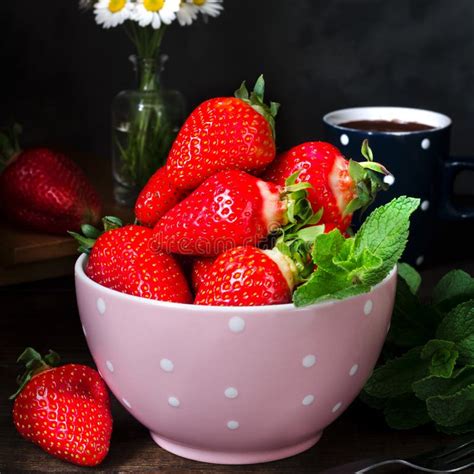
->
[439, 157, 474, 220]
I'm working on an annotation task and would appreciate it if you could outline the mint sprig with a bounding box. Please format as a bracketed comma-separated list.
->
[362, 264, 474, 434]
[293, 196, 420, 306]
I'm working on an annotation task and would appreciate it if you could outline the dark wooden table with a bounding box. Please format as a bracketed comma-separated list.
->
[1, 262, 474, 473]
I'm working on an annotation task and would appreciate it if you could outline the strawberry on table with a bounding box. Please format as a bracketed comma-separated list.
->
[153, 170, 313, 256]
[135, 166, 186, 227]
[166, 75, 279, 191]
[11, 348, 112, 467]
[263, 140, 391, 232]
[194, 246, 298, 306]
[0, 125, 101, 234]
[71, 217, 192, 304]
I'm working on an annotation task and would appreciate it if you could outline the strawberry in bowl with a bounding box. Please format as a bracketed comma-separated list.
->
[73, 196, 419, 464]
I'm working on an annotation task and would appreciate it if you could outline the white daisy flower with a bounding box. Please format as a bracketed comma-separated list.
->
[176, 1, 199, 26]
[94, 0, 134, 29]
[132, 0, 181, 29]
[192, 0, 223, 18]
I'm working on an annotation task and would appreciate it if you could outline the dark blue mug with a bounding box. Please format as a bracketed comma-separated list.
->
[323, 107, 474, 266]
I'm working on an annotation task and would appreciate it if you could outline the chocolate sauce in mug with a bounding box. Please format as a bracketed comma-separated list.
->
[339, 119, 435, 133]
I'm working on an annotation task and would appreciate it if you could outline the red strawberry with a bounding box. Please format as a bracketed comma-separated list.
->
[166, 76, 278, 191]
[194, 246, 298, 306]
[0, 126, 101, 234]
[11, 348, 112, 467]
[72, 219, 192, 303]
[135, 166, 186, 227]
[153, 170, 311, 256]
[263, 141, 390, 232]
[191, 256, 216, 293]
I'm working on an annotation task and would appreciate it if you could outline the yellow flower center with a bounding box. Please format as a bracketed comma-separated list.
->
[193, 0, 206, 5]
[143, 0, 165, 11]
[108, 0, 126, 13]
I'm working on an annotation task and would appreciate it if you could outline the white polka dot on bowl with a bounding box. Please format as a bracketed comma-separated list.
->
[332, 402, 342, 413]
[364, 300, 373, 316]
[227, 420, 239, 430]
[168, 396, 180, 408]
[302, 354, 316, 368]
[96, 298, 106, 315]
[160, 358, 174, 372]
[349, 364, 359, 376]
[421, 138, 430, 150]
[416, 256, 424, 266]
[302, 394, 315, 406]
[340, 134, 349, 146]
[224, 387, 238, 399]
[228, 316, 245, 333]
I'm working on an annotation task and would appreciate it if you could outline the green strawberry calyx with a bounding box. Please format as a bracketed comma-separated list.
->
[68, 216, 123, 255]
[10, 347, 61, 400]
[344, 139, 393, 216]
[234, 75, 280, 139]
[0, 123, 22, 172]
[273, 172, 327, 283]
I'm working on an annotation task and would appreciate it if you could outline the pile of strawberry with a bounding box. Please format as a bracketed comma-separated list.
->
[77, 76, 390, 307]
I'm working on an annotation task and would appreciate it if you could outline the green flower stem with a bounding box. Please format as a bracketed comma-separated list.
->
[116, 23, 172, 188]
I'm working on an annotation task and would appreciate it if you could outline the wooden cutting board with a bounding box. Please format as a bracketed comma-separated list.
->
[0, 153, 134, 285]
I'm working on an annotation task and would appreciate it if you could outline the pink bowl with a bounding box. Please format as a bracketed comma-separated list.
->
[74, 254, 397, 465]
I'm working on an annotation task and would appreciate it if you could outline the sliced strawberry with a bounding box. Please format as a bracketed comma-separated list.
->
[153, 170, 312, 256]
[263, 140, 390, 232]
[166, 76, 278, 191]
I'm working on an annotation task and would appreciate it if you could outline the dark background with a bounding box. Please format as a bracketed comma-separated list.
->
[0, 0, 473, 261]
[2, 0, 474, 156]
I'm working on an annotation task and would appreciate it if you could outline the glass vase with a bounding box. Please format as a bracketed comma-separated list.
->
[111, 55, 185, 206]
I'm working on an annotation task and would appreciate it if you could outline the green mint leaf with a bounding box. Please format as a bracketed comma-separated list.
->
[436, 421, 474, 435]
[457, 335, 474, 365]
[387, 277, 441, 348]
[413, 366, 474, 401]
[432, 270, 474, 312]
[398, 262, 421, 295]
[293, 197, 418, 307]
[421, 339, 458, 378]
[293, 269, 348, 307]
[353, 196, 420, 279]
[427, 383, 474, 427]
[383, 394, 430, 429]
[347, 249, 384, 286]
[319, 284, 371, 301]
[311, 230, 348, 275]
[359, 390, 389, 410]
[436, 300, 474, 343]
[364, 347, 429, 398]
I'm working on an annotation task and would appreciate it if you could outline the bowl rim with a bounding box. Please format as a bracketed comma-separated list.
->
[75, 254, 397, 313]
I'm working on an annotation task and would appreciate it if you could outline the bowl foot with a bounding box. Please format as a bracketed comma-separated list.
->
[149, 431, 323, 464]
